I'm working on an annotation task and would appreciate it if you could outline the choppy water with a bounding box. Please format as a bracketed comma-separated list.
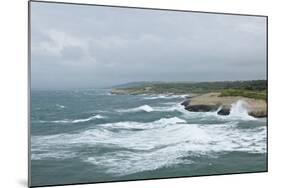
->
[30, 89, 267, 186]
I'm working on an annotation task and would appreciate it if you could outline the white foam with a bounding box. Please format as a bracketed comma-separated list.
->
[31, 151, 76, 160]
[162, 101, 179, 105]
[228, 100, 256, 121]
[154, 104, 186, 112]
[85, 148, 193, 175]
[117, 105, 154, 113]
[49, 114, 106, 124]
[117, 104, 186, 113]
[100, 117, 186, 130]
[31, 115, 266, 175]
[180, 101, 258, 122]
[56, 104, 66, 109]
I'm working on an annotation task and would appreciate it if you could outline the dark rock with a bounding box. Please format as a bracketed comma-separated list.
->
[185, 104, 218, 112]
[217, 107, 230, 115]
[181, 100, 190, 106]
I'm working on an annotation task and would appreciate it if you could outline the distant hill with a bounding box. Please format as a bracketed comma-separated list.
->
[111, 81, 198, 89]
[110, 80, 267, 100]
[111, 81, 161, 89]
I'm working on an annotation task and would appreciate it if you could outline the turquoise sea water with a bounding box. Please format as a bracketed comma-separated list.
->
[30, 89, 267, 186]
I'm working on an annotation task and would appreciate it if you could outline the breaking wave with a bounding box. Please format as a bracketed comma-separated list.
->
[31, 116, 266, 175]
[116, 101, 260, 123]
[117, 104, 186, 113]
[56, 104, 66, 109]
[38, 114, 106, 124]
[228, 100, 256, 121]
[117, 105, 154, 113]
[183, 100, 258, 121]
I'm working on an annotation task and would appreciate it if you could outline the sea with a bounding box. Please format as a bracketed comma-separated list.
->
[30, 89, 267, 186]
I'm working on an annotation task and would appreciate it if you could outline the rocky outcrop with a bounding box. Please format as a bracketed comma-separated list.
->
[180, 100, 190, 107]
[248, 110, 267, 118]
[181, 92, 267, 118]
[185, 104, 218, 112]
[217, 107, 230, 115]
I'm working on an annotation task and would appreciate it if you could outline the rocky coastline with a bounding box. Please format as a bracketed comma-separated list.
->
[180, 92, 267, 118]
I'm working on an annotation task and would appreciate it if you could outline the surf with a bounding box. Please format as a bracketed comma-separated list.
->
[117, 103, 186, 113]
[39, 114, 106, 124]
[181, 100, 258, 121]
[117, 105, 154, 113]
[31, 115, 266, 175]
[228, 100, 256, 120]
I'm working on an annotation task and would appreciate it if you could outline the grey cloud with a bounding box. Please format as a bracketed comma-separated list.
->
[31, 2, 267, 89]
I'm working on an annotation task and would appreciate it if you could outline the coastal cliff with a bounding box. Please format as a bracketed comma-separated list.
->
[180, 92, 267, 118]
[110, 80, 267, 118]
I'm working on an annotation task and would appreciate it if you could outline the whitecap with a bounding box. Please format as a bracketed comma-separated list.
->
[100, 117, 186, 130]
[117, 105, 154, 113]
[45, 114, 106, 124]
[56, 104, 66, 109]
[117, 104, 186, 113]
[31, 115, 266, 174]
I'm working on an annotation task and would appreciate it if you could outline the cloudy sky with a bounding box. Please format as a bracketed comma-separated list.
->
[31, 2, 267, 89]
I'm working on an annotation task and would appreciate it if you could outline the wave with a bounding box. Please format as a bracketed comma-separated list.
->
[117, 101, 260, 123]
[117, 104, 186, 113]
[38, 114, 106, 124]
[100, 117, 186, 130]
[228, 100, 256, 121]
[31, 151, 76, 160]
[56, 104, 66, 109]
[182, 100, 258, 121]
[117, 105, 154, 113]
[31, 116, 266, 175]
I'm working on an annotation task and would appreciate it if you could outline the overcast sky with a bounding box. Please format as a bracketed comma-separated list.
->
[31, 2, 267, 89]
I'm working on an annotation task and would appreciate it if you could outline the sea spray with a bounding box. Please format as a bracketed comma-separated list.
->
[31, 89, 267, 181]
[228, 100, 256, 120]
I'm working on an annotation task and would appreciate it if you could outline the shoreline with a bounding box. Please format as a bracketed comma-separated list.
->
[180, 92, 267, 118]
[110, 91, 267, 118]
[110, 80, 267, 118]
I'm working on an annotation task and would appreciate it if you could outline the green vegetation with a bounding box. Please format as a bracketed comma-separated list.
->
[111, 80, 267, 100]
[219, 89, 267, 100]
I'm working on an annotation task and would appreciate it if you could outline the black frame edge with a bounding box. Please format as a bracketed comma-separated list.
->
[29, 0, 268, 18]
[28, 1, 31, 187]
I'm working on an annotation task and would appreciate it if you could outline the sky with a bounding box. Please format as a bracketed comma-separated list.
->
[31, 2, 267, 89]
